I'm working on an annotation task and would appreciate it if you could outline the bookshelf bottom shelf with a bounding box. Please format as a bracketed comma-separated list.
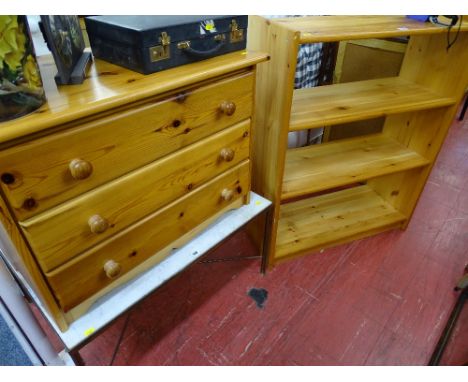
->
[275, 184, 407, 262]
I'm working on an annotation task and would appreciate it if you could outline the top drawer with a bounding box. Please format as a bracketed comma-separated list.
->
[0, 71, 254, 220]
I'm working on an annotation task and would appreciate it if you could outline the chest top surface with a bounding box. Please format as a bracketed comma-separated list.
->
[0, 50, 268, 145]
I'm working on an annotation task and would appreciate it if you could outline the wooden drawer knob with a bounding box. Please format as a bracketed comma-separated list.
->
[103, 260, 121, 279]
[221, 188, 234, 201]
[219, 101, 236, 116]
[219, 148, 235, 162]
[69, 159, 93, 180]
[88, 214, 109, 234]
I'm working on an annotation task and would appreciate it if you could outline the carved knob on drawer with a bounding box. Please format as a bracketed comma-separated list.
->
[104, 260, 121, 279]
[221, 188, 234, 202]
[219, 101, 236, 116]
[219, 148, 235, 162]
[69, 159, 93, 180]
[88, 215, 109, 234]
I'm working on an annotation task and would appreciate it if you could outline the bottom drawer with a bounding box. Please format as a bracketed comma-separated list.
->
[46, 161, 250, 311]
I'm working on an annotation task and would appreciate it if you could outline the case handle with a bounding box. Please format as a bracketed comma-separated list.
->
[178, 40, 226, 57]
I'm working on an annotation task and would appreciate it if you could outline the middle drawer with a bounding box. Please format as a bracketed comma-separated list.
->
[20, 119, 250, 272]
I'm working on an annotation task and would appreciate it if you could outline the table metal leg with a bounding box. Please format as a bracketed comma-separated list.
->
[67, 348, 86, 366]
[459, 92, 468, 121]
[428, 275, 468, 365]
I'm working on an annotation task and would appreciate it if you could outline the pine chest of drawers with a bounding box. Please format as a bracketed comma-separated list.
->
[0, 51, 267, 331]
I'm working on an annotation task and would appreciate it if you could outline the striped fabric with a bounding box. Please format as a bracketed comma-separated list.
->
[294, 43, 323, 89]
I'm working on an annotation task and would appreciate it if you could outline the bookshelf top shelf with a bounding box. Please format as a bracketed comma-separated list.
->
[289, 77, 456, 131]
[270, 16, 468, 44]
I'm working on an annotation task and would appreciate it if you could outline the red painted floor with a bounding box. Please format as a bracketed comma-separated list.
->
[34, 108, 468, 365]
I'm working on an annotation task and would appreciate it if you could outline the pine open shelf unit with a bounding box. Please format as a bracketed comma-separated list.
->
[247, 15, 468, 267]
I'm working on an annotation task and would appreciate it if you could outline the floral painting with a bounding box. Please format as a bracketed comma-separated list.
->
[0, 15, 45, 122]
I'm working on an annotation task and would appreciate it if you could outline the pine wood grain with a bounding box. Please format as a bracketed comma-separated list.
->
[20, 120, 251, 272]
[64, 196, 246, 322]
[248, 15, 468, 266]
[0, 46, 265, 329]
[0, 72, 253, 220]
[282, 134, 430, 200]
[375, 32, 468, 227]
[246, 16, 300, 268]
[290, 77, 455, 131]
[0, 195, 68, 330]
[46, 161, 251, 311]
[0, 51, 268, 144]
[270, 16, 468, 44]
[276, 185, 406, 261]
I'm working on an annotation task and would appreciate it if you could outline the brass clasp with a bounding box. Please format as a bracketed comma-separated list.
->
[160, 32, 170, 46]
[149, 31, 171, 62]
[230, 19, 244, 43]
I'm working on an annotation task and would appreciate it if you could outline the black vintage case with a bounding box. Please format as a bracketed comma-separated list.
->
[84, 15, 248, 74]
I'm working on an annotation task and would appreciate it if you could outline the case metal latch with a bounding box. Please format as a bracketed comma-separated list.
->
[149, 31, 171, 62]
[177, 41, 190, 50]
[230, 19, 244, 43]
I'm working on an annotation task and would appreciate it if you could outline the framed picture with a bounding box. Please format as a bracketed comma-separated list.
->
[39, 15, 86, 84]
